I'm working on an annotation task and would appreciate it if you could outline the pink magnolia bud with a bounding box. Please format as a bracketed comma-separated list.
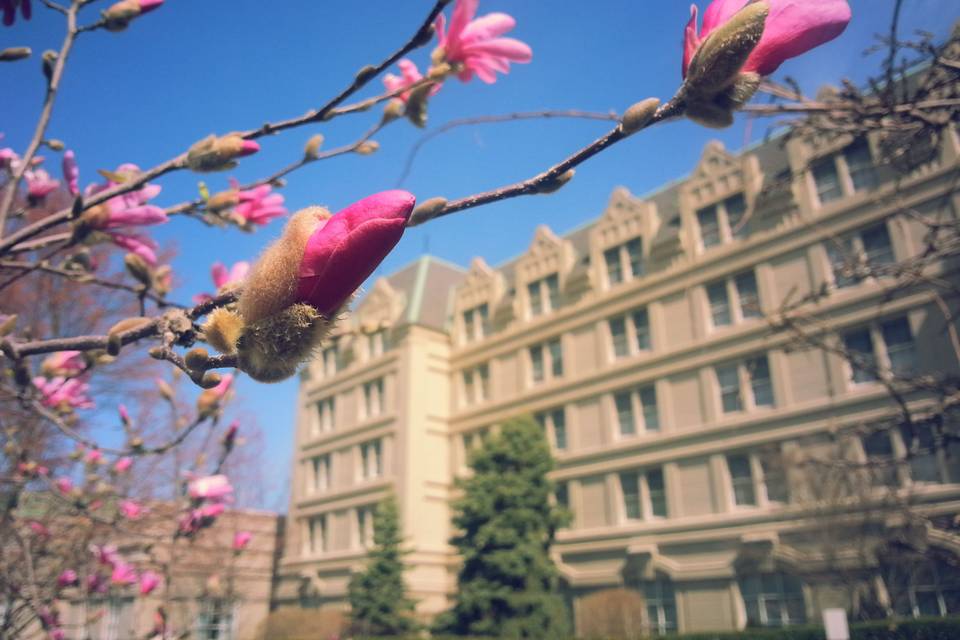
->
[57, 569, 78, 587]
[54, 477, 73, 494]
[119, 500, 145, 519]
[139, 570, 162, 595]
[232, 530, 252, 551]
[113, 457, 133, 473]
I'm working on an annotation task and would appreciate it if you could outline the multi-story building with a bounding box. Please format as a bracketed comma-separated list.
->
[276, 119, 960, 633]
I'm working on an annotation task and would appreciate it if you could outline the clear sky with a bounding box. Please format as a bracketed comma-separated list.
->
[3, 0, 955, 510]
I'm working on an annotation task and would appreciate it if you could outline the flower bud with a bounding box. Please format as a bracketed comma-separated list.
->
[0, 314, 17, 336]
[382, 99, 405, 123]
[304, 134, 325, 160]
[153, 265, 173, 296]
[620, 98, 661, 136]
[354, 141, 380, 156]
[355, 64, 377, 83]
[186, 134, 260, 173]
[0, 47, 31, 62]
[108, 316, 152, 340]
[411, 196, 447, 225]
[41, 50, 57, 83]
[203, 308, 246, 355]
[404, 84, 434, 128]
[198, 372, 221, 390]
[536, 169, 575, 194]
[237, 303, 328, 383]
[156, 378, 174, 401]
[102, 0, 164, 32]
[185, 347, 209, 370]
[684, 2, 768, 95]
[206, 189, 240, 213]
[124, 253, 152, 286]
[46, 139, 65, 151]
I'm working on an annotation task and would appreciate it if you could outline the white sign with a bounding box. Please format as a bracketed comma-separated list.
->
[823, 608, 850, 640]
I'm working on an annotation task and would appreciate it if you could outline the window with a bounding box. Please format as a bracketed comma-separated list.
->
[462, 363, 490, 405]
[362, 379, 384, 418]
[759, 448, 789, 504]
[305, 514, 327, 554]
[826, 223, 895, 288]
[812, 156, 843, 205]
[313, 397, 335, 435]
[603, 237, 645, 287]
[697, 193, 749, 249]
[707, 281, 731, 327]
[529, 338, 563, 385]
[321, 343, 339, 377]
[356, 505, 375, 548]
[536, 408, 568, 451]
[85, 598, 134, 640]
[889, 558, 960, 618]
[608, 307, 652, 360]
[845, 139, 878, 192]
[555, 481, 570, 509]
[900, 425, 943, 484]
[644, 578, 678, 635]
[715, 355, 775, 414]
[308, 454, 331, 494]
[613, 385, 659, 438]
[618, 467, 667, 521]
[728, 454, 757, 506]
[367, 329, 388, 359]
[527, 273, 561, 318]
[462, 303, 490, 343]
[843, 317, 916, 385]
[739, 573, 807, 627]
[706, 270, 762, 330]
[359, 440, 383, 480]
[863, 429, 898, 487]
[196, 599, 236, 640]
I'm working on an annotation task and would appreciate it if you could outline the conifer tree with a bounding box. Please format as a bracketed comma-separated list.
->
[435, 415, 572, 638]
[347, 493, 417, 636]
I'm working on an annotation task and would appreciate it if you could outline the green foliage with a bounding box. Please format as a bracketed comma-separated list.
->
[434, 415, 572, 639]
[348, 493, 417, 636]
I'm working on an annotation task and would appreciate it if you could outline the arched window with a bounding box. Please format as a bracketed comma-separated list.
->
[738, 572, 806, 627]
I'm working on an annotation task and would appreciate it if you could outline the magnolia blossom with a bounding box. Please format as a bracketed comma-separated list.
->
[193, 261, 249, 303]
[114, 456, 133, 473]
[110, 561, 138, 586]
[33, 376, 94, 411]
[85, 449, 104, 465]
[233, 530, 252, 551]
[28, 521, 50, 537]
[119, 500, 145, 519]
[54, 477, 73, 494]
[0, 147, 17, 169]
[383, 59, 441, 102]
[86, 572, 108, 594]
[25, 167, 60, 201]
[296, 190, 415, 316]
[434, 0, 532, 84]
[108, 231, 159, 266]
[139, 570, 162, 596]
[91, 543, 119, 567]
[41, 350, 85, 377]
[57, 569, 78, 588]
[233, 181, 287, 226]
[1, 0, 31, 26]
[682, 0, 851, 78]
[188, 474, 233, 501]
[62, 150, 79, 196]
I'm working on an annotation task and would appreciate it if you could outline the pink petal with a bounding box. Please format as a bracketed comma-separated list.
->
[463, 37, 532, 63]
[700, 0, 748, 40]
[295, 190, 415, 316]
[211, 262, 228, 289]
[445, 0, 480, 58]
[744, 0, 851, 75]
[683, 4, 701, 78]
[460, 12, 516, 42]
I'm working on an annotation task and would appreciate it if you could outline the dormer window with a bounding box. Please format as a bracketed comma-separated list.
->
[696, 193, 748, 250]
[462, 303, 490, 344]
[603, 238, 644, 288]
[527, 273, 560, 318]
[366, 329, 388, 359]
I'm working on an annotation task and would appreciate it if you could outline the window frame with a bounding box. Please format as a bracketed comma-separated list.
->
[528, 337, 563, 386]
[696, 192, 750, 251]
[618, 466, 668, 522]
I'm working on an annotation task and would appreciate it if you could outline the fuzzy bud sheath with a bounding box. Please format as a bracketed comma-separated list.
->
[205, 190, 415, 382]
[186, 134, 260, 173]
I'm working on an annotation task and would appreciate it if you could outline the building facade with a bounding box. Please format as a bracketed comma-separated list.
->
[277, 121, 960, 633]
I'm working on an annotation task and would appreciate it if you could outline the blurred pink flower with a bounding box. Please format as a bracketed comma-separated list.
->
[83, 163, 167, 229]
[28, 520, 50, 537]
[57, 569, 78, 587]
[0, 147, 17, 169]
[86, 572, 108, 594]
[91, 543, 119, 567]
[434, 0, 532, 84]
[54, 477, 73, 494]
[108, 231, 158, 265]
[85, 449, 104, 465]
[139, 570, 162, 595]
[383, 59, 441, 102]
[41, 350, 85, 377]
[199, 502, 225, 518]
[188, 474, 233, 501]
[682, 0, 851, 78]
[33, 376, 94, 411]
[208, 373, 234, 402]
[193, 261, 249, 303]
[119, 500, 145, 519]
[25, 167, 59, 201]
[296, 190, 414, 316]
[114, 456, 133, 473]
[62, 150, 79, 196]
[1, 0, 31, 26]
[232, 180, 287, 226]
[110, 561, 138, 585]
[232, 530, 252, 551]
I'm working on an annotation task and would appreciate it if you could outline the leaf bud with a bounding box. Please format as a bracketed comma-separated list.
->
[0, 47, 31, 62]
[620, 98, 661, 135]
[304, 134, 325, 160]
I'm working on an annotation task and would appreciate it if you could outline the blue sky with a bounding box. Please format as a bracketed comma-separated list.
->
[3, 0, 954, 510]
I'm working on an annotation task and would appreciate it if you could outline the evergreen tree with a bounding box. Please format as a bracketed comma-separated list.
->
[347, 493, 417, 636]
[436, 416, 572, 638]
